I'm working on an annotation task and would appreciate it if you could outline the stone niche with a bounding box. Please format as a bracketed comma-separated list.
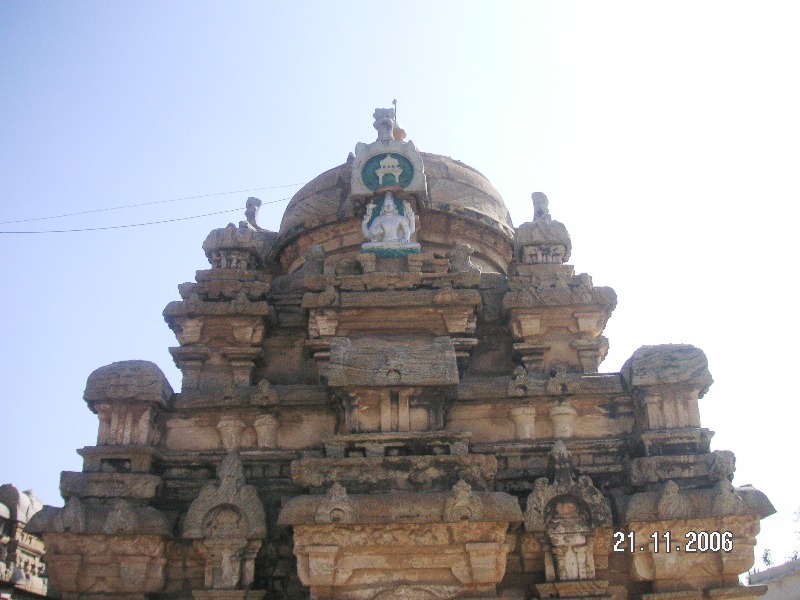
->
[183, 453, 267, 598]
[521, 442, 613, 599]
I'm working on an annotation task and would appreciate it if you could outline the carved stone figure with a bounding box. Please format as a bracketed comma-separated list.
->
[373, 107, 397, 142]
[183, 453, 266, 591]
[532, 191, 551, 221]
[269, 244, 326, 294]
[446, 243, 480, 274]
[362, 192, 415, 244]
[524, 442, 612, 586]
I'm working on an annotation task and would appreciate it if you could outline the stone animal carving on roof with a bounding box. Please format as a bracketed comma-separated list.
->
[269, 244, 326, 294]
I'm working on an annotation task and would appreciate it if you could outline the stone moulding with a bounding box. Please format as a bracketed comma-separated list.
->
[619, 479, 775, 524]
[26, 497, 173, 537]
[290, 454, 498, 493]
[327, 336, 459, 387]
[279, 487, 521, 527]
[59, 471, 162, 500]
[202, 222, 276, 270]
[279, 482, 522, 597]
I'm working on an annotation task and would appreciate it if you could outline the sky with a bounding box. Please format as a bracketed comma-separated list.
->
[2, 1, 799, 571]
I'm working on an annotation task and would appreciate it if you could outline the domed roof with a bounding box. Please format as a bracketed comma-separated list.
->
[277, 152, 514, 246]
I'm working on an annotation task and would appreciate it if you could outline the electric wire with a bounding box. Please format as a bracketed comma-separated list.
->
[0, 194, 294, 234]
[0, 182, 304, 225]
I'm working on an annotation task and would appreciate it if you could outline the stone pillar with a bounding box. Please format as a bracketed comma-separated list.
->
[253, 413, 279, 448]
[509, 405, 536, 440]
[217, 416, 246, 452]
[550, 403, 577, 438]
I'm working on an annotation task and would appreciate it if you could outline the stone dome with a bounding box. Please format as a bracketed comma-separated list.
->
[277, 152, 515, 247]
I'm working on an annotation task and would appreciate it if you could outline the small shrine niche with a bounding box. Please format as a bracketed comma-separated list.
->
[183, 454, 267, 596]
[543, 496, 595, 581]
[523, 441, 613, 598]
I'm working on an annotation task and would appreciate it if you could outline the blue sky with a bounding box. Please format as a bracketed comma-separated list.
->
[2, 1, 799, 568]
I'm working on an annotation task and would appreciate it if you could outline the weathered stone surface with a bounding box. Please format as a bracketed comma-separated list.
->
[328, 336, 459, 386]
[84, 360, 173, 409]
[513, 192, 572, 264]
[622, 344, 714, 390]
[183, 453, 266, 592]
[619, 479, 775, 523]
[60, 472, 162, 500]
[279, 486, 521, 526]
[32, 532, 170, 595]
[183, 453, 266, 539]
[202, 222, 276, 270]
[291, 454, 497, 493]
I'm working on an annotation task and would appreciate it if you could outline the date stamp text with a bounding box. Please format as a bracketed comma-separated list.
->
[612, 531, 733, 553]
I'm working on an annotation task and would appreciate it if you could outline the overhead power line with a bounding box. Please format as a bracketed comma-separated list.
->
[0, 195, 293, 234]
[0, 183, 304, 225]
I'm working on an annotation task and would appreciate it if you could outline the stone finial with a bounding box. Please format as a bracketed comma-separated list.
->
[373, 108, 397, 142]
[241, 196, 265, 231]
[514, 192, 572, 264]
[532, 192, 551, 222]
[202, 222, 273, 270]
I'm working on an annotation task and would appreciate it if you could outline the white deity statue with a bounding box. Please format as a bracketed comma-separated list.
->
[362, 192, 416, 244]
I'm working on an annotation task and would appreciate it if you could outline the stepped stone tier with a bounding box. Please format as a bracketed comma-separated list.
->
[27, 109, 773, 600]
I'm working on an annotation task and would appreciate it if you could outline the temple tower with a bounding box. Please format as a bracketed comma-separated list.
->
[28, 110, 773, 600]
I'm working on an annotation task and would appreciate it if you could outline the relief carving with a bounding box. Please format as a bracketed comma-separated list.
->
[524, 441, 612, 583]
[183, 453, 266, 591]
